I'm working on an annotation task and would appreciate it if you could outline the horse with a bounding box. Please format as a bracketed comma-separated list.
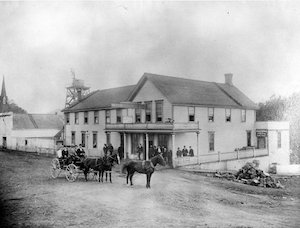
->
[98, 153, 119, 183]
[81, 153, 119, 182]
[122, 153, 166, 188]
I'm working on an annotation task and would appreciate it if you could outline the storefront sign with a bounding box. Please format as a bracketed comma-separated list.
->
[256, 129, 268, 137]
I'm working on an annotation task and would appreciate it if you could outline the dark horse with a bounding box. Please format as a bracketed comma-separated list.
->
[122, 154, 166, 188]
[81, 153, 119, 182]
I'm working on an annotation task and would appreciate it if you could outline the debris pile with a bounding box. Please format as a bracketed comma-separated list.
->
[215, 162, 284, 189]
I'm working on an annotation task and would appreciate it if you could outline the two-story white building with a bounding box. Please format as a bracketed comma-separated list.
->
[62, 73, 290, 170]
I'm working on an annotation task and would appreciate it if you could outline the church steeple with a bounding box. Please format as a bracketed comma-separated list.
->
[0, 76, 9, 113]
[1, 76, 7, 103]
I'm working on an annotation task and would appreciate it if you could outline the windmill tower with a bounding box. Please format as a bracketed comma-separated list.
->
[65, 70, 90, 107]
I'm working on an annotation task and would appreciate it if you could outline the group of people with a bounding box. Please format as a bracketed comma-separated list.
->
[58, 144, 86, 159]
[176, 146, 194, 157]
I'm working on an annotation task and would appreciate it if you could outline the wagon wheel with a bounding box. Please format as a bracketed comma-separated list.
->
[50, 158, 61, 178]
[65, 164, 79, 182]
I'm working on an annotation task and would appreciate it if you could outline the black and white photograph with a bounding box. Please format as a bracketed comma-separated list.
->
[0, 1, 299, 227]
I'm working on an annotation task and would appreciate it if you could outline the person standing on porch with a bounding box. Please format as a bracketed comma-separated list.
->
[137, 144, 143, 160]
[182, 146, 188, 157]
[108, 143, 114, 155]
[189, 146, 194, 157]
[103, 144, 108, 155]
[149, 145, 154, 158]
[176, 147, 182, 157]
[118, 146, 124, 161]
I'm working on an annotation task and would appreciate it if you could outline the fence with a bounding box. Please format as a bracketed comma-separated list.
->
[2, 145, 57, 155]
[174, 148, 268, 167]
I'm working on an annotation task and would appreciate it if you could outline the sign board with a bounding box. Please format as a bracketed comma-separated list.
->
[256, 129, 268, 137]
[123, 116, 133, 124]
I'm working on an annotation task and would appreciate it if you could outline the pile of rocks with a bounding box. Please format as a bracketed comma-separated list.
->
[215, 162, 284, 189]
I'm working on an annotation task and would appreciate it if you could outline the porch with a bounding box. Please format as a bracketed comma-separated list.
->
[174, 148, 269, 167]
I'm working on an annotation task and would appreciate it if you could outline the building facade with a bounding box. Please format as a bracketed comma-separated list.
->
[0, 112, 64, 154]
[62, 73, 290, 169]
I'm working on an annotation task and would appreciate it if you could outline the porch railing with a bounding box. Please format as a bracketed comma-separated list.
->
[174, 148, 268, 167]
[105, 122, 199, 131]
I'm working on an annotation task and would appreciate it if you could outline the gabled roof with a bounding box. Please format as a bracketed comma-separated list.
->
[128, 73, 258, 109]
[62, 85, 136, 112]
[62, 73, 258, 112]
[13, 114, 64, 130]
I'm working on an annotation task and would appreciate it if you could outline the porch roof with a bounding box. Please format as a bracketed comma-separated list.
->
[105, 122, 200, 133]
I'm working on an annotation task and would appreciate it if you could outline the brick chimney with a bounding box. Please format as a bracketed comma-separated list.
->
[225, 73, 233, 85]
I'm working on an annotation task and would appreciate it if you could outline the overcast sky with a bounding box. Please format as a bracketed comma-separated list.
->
[1, 1, 300, 113]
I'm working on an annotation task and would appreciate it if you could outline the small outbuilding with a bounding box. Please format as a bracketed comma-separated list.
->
[0, 112, 64, 155]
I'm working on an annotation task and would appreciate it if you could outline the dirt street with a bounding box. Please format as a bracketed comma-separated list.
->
[0, 150, 299, 228]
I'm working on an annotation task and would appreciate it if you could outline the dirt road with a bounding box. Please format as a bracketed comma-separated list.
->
[0, 150, 299, 227]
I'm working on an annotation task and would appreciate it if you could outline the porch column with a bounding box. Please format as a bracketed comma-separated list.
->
[124, 133, 127, 159]
[105, 131, 111, 144]
[197, 131, 200, 164]
[145, 133, 149, 160]
[172, 133, 176, 168]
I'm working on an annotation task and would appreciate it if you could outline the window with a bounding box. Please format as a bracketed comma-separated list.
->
[81, 132, 86, 147]
[75, 112, 79, 124]
[208, 132, 215, 151]
[135, 106, 141, 123]
[188, 107, 195, 122]
[84, 111, 88, 124]
[93, 132, 97, 148]
[225, 109, 231, 122]
[94, 111, 99, 124]
[241, 109, 246, 122]
[65, 113, 70, 124]
[71, 131, 76, 145]
[156, 100, 163, 122]
[25, 139, 28, 146]
[105, 110, 111, 124]
[257, 137, 266, 149]
[116, 109, 122, 123]
[277, 131, 282, 148]
[208, 108, 214, 122]
[247, 131, 251, 147]
[145, 101, 152, 122]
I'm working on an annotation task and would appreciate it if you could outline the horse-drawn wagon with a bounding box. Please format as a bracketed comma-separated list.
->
[50, 146, 84, 182]
[50, 146, 119, 182]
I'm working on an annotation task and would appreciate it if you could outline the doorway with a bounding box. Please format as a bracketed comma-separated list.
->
[2, 137, 7, 149]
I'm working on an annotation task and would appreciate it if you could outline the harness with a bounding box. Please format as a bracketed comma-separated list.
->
[142, 160, 155, 170]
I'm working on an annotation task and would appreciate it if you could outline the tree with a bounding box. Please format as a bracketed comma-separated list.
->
[256, 93, 300, 163]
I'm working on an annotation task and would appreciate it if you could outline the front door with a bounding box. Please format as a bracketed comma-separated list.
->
[2, 137, 7, 149]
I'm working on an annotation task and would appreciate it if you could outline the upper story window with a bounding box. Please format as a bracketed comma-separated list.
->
[225, 109, 231, 122]
[277, 131, 282, 148]
[188, 107, 195, 122]
[155, 100, 163, 122]
[105, 110, 111, 124]
[145, 101, 152, 122]
[241, 109, 246, 122]
[208, 108, 214, 122]
[75, 112, 79, 125]
[65, 113, 70, 124]
[135, 103, 141, 123]
[94, 111, 99, 124]
[84, 111, 88, 124]
[208, 131, 215, 151]
[116, 109, 122, 123]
